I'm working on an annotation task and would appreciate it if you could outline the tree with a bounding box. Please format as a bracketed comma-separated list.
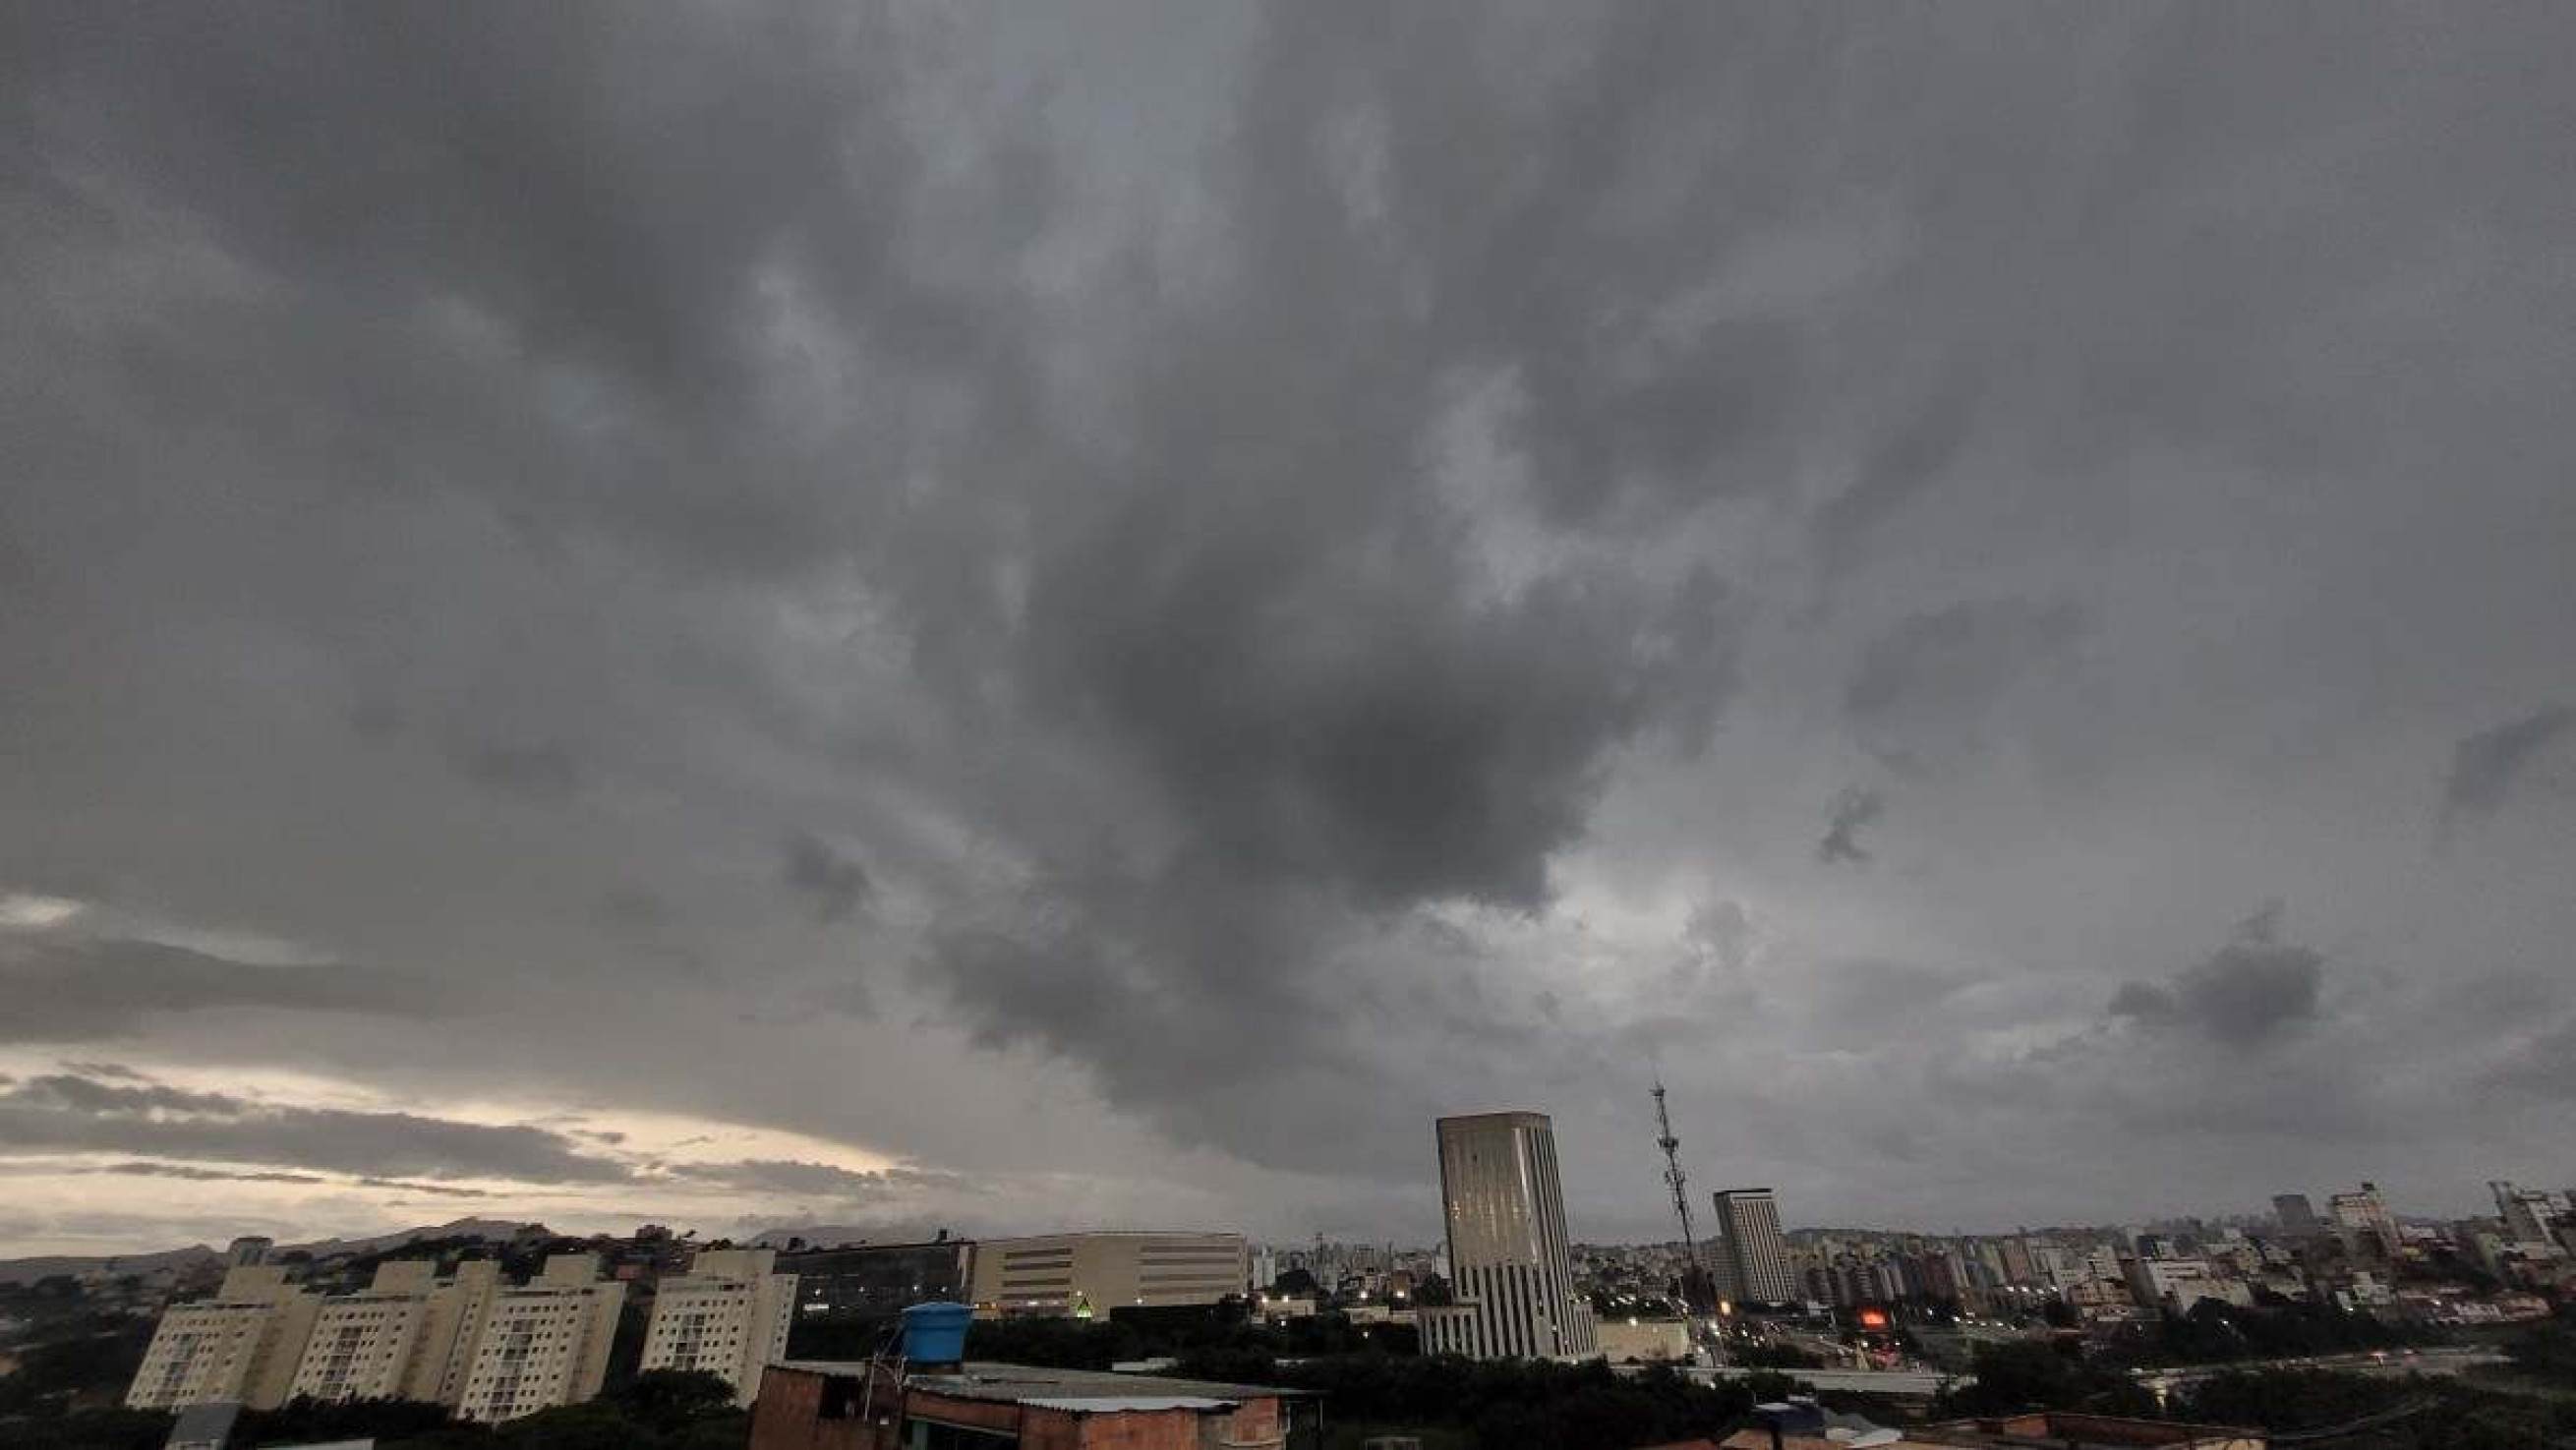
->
[608, 1368, 736, 1432]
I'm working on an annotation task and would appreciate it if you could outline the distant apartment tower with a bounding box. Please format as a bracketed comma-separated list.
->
[225, 1236, 273, 1269]
[1418, 1111, 1599, 1361]
[127, 1265, 322, 1412]
[1711, 1189, 1796, 1306]
[2328, 1183, 2399, 1257]
[453, 1254, 627, 1423]
[2272, 1194, 2321, 1237]
[640, 1247, 796, 1405]
[968, 1232, 1247, 1317]
[2490, 1181, 2568, 1247]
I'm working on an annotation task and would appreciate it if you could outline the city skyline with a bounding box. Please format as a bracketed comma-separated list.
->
[7, 3, 2575, 1258]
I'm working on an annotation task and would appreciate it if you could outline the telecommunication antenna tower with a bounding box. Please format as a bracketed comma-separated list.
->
[1651, 1080, 1708, 1307]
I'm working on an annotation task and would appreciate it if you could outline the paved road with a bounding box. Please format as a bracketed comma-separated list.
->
[2136, 1345, 2506, 1388]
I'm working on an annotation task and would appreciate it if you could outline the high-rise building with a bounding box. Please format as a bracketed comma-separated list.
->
[1711, 1189, 1796, 1306]
[967, 1232, 1247, 1318]
[224, 1236, 273, 1269]
[453, 1254, 627, 1423]
[2490, 1181, 2568, 1247]
[127, 1266, 322, 1412]
[2272, 1194, 2321, 1237]
[2329, 1183, 2399, 1258]
[287, 1259, 464, 1405]
[640, 1247, 797, 1405]
[1417, 1111, 1598, 1361]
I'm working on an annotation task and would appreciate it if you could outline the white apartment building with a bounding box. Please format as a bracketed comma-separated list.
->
[288, 1259, 442, 1405]
[968, 1231, 1248, 1317]
[451, 1255, 627, 1423]
[640, 1247, 796, 1405]
[281, 1258, 503, 1406]
[1418, 1111, 1599, 1362]
[127, 1266, 322, 1412]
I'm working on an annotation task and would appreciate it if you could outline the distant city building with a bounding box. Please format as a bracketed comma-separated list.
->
[452, 1254, 627, 1423]
[224, 1236, 273, 1269]
[2328, 1183, 2400, 1257]
[1417, 1111, 1598, 1361]
[967, 1232, 1247, 1318]
[2490, 1181, 2568, 1247]
[127, 1265, 322, 1412]
[2124, 1256, 2244, 1311]
[1711, 1189, 1796, 1306]
[2271, 1194, 2321, 1238]
[640, 1247, 796, 1405]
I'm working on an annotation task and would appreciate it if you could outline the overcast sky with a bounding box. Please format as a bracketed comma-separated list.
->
[4, 2, 2573, 1258]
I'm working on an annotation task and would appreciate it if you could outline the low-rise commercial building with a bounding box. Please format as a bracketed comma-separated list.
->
[967, 1231, 1247, 1318]
[1597, 1317, 1693, 1363]
[641, 1247, 797, 1404]
[778, 1239, 970, 1355]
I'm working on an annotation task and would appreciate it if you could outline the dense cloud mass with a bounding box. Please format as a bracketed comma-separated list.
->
[3, 1, 2573, 1251]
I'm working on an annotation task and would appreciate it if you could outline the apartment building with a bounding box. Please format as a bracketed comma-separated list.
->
[453, 1254, 627, 1423]
[126, 1265, 322, 1412]
[968, 1231, 1248, 1317]
[640, 1247, 796, 1404]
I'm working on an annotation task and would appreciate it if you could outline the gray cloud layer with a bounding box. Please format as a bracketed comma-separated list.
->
[5, 2, 2574, 1240]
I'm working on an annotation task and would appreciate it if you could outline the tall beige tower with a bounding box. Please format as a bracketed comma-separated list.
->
[1419, 1111, 1598, 1361]
[1712, 1189, 1796, 1306]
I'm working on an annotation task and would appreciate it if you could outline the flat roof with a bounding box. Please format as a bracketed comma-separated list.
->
[771, 1360, 1313, 1406]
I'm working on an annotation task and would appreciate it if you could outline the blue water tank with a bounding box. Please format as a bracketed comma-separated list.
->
[901, 1301, 973, 1364]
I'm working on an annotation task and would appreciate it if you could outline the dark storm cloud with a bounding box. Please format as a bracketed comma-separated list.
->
[1816, 786, 1885, 866]
[2111, 904, 2325, 1048]
[450, 740, 585, 802]
[0, 939, 439, 1043]
[2440, 704, 2573, 829]
[781, 831, 871, 924]
[5, 0, 2576, 1238]
[1844, 599, 2087, 773]
[0, 1072, 631, 1184]
[664, 1157, 967, 1202]
[88, 1162, 329, 1186]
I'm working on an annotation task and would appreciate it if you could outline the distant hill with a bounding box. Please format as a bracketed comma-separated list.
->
[274, 1217, 547, 1258]
[0, 1243, 220, 1286]
[0, 1217, 547, 1286]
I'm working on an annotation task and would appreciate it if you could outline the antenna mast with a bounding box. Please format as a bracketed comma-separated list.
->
[1652, 1080, 1708, 1309]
